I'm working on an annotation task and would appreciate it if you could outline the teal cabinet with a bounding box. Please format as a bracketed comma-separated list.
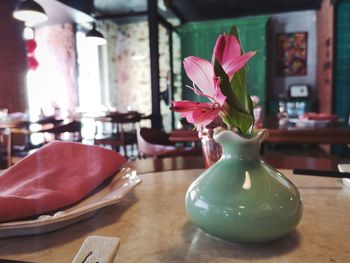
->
[334, 0, 350, 156]
[335, 0, 350, 121]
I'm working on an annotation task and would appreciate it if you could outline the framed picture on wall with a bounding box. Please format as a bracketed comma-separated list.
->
[276, 32, 307, 77]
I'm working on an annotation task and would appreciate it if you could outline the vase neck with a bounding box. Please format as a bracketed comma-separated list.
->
[214, 129, 268, 160]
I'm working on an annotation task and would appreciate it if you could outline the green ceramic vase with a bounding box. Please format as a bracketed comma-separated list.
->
[185, 129, 303, 243]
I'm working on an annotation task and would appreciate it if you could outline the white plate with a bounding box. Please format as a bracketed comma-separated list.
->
[338, 164, 350, 188]
[0, 167, 141, 238]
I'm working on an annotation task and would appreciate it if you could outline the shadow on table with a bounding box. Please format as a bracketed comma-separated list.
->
[0, 191, 139, 255]
[159, 221, 300, 262]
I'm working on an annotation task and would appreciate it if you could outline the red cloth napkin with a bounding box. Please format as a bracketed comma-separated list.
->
[0, 141, 127, 223]
[301, 112, 338, 121]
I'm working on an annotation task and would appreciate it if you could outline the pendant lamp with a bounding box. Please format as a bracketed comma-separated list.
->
[13, 0, 48, 26]
[86, 22, 107, 46]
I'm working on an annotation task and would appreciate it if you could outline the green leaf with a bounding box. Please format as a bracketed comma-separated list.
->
[229, 26, 239, 40]
[214, 60, 247, 112]
[215, 58, 254, 134]
[230, 65, 255, 134]
[211, 25, 256, 135]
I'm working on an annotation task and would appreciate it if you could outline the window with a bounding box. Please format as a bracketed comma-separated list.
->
[76, 29, 106, 114]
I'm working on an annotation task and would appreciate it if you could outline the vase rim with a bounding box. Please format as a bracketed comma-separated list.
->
[213, 128, 269, 144]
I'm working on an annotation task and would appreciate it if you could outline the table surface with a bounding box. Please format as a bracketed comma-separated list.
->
[127, 155, 350, 173]
[0, 168, 350, 262]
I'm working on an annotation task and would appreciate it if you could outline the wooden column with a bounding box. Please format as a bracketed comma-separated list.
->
[316, 0, 334, 114]
[147, 0, 162, 129]
[0, 0, 28, 113]
[159, 15, 176, 129]
[168, 30, 175, 129]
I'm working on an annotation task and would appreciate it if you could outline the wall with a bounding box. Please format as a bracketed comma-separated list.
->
[333, 0, 350, 156]
[0, 0, 28, 113]
[105, 21, 152, 116]
[104, 21, 119, 108]
[34, 23, 78, 118]
[269, 11, 317, 100]
[104, 20, 179, 131]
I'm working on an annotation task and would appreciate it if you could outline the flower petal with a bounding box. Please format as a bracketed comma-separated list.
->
[212, 35, 241, 65]
[187, 84, 226, 106]
[171, 100, 221, 127]
[183, 56, 216, 98]
[191, 107, 221, 127]
[213, 87, 226, 106]
[171, 100, 204, 112]
[222, 51, 255, 78]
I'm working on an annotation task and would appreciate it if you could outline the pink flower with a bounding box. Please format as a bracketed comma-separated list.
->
[183, 56, 226, 106]
[171, 33, 255, 130]
[171, 56, 226, 128]
[212, 35, 255, 78]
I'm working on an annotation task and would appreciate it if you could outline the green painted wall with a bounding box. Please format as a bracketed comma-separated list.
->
[179, 16, 269, 110]
[335, 0, 350, 121]
[334, 0, 350, 156]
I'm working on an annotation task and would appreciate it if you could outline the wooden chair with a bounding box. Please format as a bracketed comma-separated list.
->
[94, 112, 142, 158]
[0, 128, 11, 168]
[137, 127, 201, 159]
[40, 120, 82, 143]
[1, 120, 40, 168]
[36, 115, 64, 125]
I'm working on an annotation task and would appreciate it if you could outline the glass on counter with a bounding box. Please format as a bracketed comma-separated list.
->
[0, 109, 8, 121]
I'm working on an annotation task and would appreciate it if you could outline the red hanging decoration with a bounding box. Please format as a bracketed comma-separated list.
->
[27, 56, 39, 70]
[26, 38, 39, 71]
[26, 39, 37, 54]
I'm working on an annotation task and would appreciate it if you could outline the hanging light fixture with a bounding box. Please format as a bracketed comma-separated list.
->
[13, 0, 48, 26]
[86, 22, 107, 46]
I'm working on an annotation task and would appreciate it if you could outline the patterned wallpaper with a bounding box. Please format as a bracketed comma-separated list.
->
[104, 20, 181, 131]
[34, 23, 78, 118]
[105, 21, 152, 115]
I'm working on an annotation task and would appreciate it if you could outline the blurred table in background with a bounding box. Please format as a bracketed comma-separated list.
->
[0, 117, 65, 168]
[264, 117, 350, 144]
[169, 118, 350, 145]
[78, 111, 151, 158]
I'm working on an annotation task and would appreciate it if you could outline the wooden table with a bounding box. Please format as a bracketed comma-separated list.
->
[0, 119, 65, 168]
[169, 122, 350, 145]
[265, 117, 350, 144]
[0, 167, 350, 262]
[0, 120, 32, 168]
